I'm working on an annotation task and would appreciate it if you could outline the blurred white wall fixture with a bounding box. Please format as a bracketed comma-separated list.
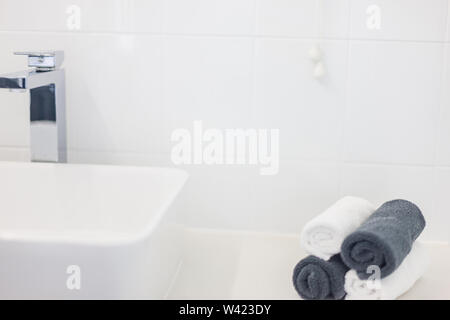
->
[66, 5, 81, 30]
[308, 44, 326, 80]
[366, 4, 382, 30]
[171, 121, 279, 176]
[66, 265, 81, 290]
[313, 61, 326, 79]
[308, 45, 322, 62]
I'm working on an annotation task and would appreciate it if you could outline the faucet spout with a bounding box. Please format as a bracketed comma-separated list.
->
[0, 71, 28, 89]
[0, 52, 67, 163]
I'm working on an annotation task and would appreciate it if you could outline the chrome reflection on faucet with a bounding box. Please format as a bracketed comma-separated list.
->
[0, 51, 66, 162]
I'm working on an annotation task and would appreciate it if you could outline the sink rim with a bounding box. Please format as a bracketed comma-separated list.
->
[0, 161, 188, 247]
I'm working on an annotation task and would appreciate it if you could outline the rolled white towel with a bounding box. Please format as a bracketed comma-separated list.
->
[300, 196, 376, 260]
[345, 242, 429, 300]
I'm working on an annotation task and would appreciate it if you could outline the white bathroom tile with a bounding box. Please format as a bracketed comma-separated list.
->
[0, 33, 166, 155]
[254, 39, 348, 161]
[344, 41, 443, 165]
[175, 166, 255, 230]
[340, 163, 434, 223]
[0, 0, 67, 31]
[65, 35, 166, 154]
[249, 161, 341, 233]
[433, 168, 450, 243]
[0, 147, 30, 162]
[436, 44, 450, 166]
[0, 91, 29, 148]
[0, 0, 116, 32]
[163, 0, 256, 35]
[256, 0, 350, 38]
[0, 0, 163, 33]
[0, 48, 31, 151]
[448, 3, 450, 42]
[121, 0, 164, 33]
[349, 0, 448, 41]
[163, 37, 254, 133]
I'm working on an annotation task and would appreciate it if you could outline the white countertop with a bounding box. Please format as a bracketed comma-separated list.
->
[167, 229, 450, 300]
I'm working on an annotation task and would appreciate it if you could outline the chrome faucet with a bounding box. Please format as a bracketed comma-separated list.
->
[0, 51, 66, 162]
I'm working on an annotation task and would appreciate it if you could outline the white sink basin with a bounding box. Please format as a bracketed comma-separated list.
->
[0, 161, 188, 299]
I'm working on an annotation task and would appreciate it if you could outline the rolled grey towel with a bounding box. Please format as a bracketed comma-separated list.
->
[292, 254, 349, 300]
[340, 199, 426, 279]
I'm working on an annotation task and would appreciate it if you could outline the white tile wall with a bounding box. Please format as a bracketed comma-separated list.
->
[0, 91, 28, 147]
[163, 37, 254, 131]
[0, 0, 449, 242]
[250, 160, 341, 233]
[175, 165, 255, 230]
[163, 0, 256, 35]
[256, 0, 350, 38]
[0, 0, 164, 33]
[349, 0, 448, 42]
[448, 4, 450, 41]
[344, 41, 443, 165]
[437, 44, 450, 166]
[433, 167, 450, 243]
[254, 39, 347, 161]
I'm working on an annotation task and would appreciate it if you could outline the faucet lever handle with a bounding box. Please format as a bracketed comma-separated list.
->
[14, 51, 64, 71]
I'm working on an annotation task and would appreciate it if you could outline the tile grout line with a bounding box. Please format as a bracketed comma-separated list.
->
[337, 1, 354, 198]
[3, 146, 450, 170]
[0, 29, 449, 44]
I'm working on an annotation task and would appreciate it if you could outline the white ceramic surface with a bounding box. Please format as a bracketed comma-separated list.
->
[167, 229, 450, 300]
[0, 161, 188, 299]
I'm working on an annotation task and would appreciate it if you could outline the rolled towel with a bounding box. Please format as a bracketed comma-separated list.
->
[300, 196, 376, 260]
[341, 199, 426, 279]
[292, 254, 349, 300]
[345, 242, 429, 300]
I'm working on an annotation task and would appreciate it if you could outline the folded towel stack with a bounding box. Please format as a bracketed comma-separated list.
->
[293, 198, 428, 300]
[293, 196, 376, 300]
